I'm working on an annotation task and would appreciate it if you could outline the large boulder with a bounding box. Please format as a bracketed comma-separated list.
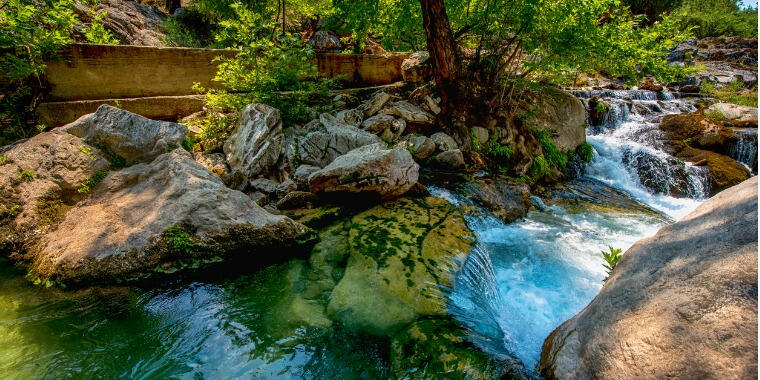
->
[360, 114, 406, 142]
[224, 104, 284, 178]
[706, 103, 758, 128]
[308, 143, 419, 200]
[539, 177, 758, 380]
[357, 92, 391, 117]
[298, 114, 383, 168]
[380, 101, 435, 125]
[326, 197, 473, 335]
[62, 104, 187, 164]
[28, 150, 312, 286]
[401, 51, 431, 83]
[520, 86, 586, 152]
[0, 130, 110, 256]
[461, 177, 531, 223]
[308, 30, 343, 52]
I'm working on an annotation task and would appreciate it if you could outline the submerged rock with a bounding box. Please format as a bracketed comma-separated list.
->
[327, 197, 473, 335]
[62, 104, 187, 164]
[224, 104, 284, 179]
[30, 150, 312, 286]
[390, 318, 522, 379]
[461, 177, 531, 223]
[549, 177, 666, 217]
[539, 177, 758, 380]
[308, 143, 419, 201]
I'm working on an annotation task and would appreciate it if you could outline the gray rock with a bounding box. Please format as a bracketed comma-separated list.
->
[224, 104, 284, 178]
[308, 30, 343, 52]
[462, 178, 531, 223]
[309, 143, 419, 200]
[33, 150, 311, 286]
[276, 191, 319, 210]
[429, 149, 466, 170]
[539, 177, 758, 380]
[193, 152, 229, 177]
[62, 104, 187, 164]
[361, 114, 406, 142]
[707, 103, 758, 127]
[424, 95, 441, 115]
[471, 126, 490, 144]
[401, 51, 430, 83]
[430, 132, 458, 151]
[72, 0, 166, 46]
[357, 92, 391, 117]
[298, 118, 383, 168]
[293, 165, 321, 188]
[335, 109, 364, 128]
[403, 135, 436, 161]
[249, 191, 267, 206]
[276, 179, 297, 197]
[250, 178, 278, 194]
[520, 86, 586, 152]
[380, 101, 434, 125]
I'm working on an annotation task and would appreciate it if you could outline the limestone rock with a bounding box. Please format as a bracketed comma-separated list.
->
[308, 143, 419, 200]
[357, 92, 391, 117]
[30, 150, 312, 286]
[402, 134, 436, 161]
[401, 51, 431, 83]
[706, 103, 758, 127]
[0, 131, 110, 255]
[380, 101, 434, 125]
[250, 178, 278, 194]
[293, 165, 321, 189]
[224, 104, 284, 178]
[193, 152, 228, 177]
[327, 197, 473, 335]
[539, 177, 758, 380]
[73, 0, 167, 46]
[424, 95, 441, 115]
[462, 177, 531, 223]
[276, 191, 319, 210]
[677, 146, 750, 193]
[298, 115, 383, 168]
[361, 114, 406, 142]
[62, 104, 187, 164]
[471, 126, 489, 145]
[429, 149, 466, 171]
[335, 108, 363, 128]
[430, 132, 458, 151]
[519, 86, 586, 152]
[308, 30, 343, 52]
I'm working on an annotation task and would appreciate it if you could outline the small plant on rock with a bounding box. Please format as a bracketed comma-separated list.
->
[77, 170, 108, 193]
[601, 245, 623, 280]
[577, 142, 594, 163]
[165, 224, 195, 255]
[19, 169, 35, 181]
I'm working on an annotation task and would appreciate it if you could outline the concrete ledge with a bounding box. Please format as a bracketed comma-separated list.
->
[37, 95, 205, 127]
[45, 44, 409, 101]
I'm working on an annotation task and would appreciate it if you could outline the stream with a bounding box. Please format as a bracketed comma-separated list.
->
[0, 90, 749, 378]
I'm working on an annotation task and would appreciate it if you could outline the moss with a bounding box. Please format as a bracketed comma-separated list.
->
[0, 155, 9, 165]
[534, 129, 568, 168]
[576, 142, 594, 163]
[36, 198, 72, 226]
[77, 170, 108, 193]
[529, 155, 550, 180]
[164, 223, 195, 255]
[18, 170, 35, 182]
[79, 146, 97, 161]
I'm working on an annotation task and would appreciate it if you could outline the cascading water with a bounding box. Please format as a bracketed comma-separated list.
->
[445, 89, 715, 373]
[729, 128, 758, 174]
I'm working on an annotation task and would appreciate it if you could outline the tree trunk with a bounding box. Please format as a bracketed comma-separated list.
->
[282, 0, 287, 35]
[419, 0, 471, 151]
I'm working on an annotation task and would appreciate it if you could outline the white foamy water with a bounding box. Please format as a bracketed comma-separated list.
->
[443, 90, 721, 372]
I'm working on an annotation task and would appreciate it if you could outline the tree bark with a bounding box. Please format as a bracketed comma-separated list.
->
[419, 0, 471, 151]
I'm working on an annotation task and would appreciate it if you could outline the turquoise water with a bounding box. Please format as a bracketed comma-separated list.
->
[0, 259, 388, 379]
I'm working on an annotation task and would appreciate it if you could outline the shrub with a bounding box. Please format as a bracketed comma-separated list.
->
[601, 245, 623, 280]
[165, 224, 194, 255]
[671, 0, 757, 38]
[576, 142, 594, 163]
[82, 10, 119, 44]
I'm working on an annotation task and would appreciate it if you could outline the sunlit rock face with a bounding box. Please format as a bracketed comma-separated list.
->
[539, 177, 758, 380]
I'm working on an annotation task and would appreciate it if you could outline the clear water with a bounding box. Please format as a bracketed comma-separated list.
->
[0, 260, 388, 379]
[444, 91, 709, 371]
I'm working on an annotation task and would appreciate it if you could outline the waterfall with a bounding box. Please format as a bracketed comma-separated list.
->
[730, 129, 758, 174]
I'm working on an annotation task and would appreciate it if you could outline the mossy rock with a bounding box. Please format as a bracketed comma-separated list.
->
[390, 318, 524, 380]
[327, 197, 474, 336]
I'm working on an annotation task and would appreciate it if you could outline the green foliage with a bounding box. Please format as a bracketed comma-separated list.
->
[77, 170, 107, 193]
[79, 145, 97, 160]
[19, 169, 36, 181]
[82, 10, 119, 44]
[577, 142, 594, 163]
[529, 155, 550, 180]
[198, 2, 336, 128]
[186, 111, 238, 152]
[601, 245, 623, 279]
[701, 81, 758, 107]
[534, 130, 567, 169]
[0, 0, 78, 144]
[165, 224, 195, 255]
[0, 155, 8, 165]
[8, 204, 21, 217]
[594, 101, 608, 114]
[671, 0, 757, 38]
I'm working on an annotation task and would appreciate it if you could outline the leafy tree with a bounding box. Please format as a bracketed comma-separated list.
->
[671, 0, 758, 38]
